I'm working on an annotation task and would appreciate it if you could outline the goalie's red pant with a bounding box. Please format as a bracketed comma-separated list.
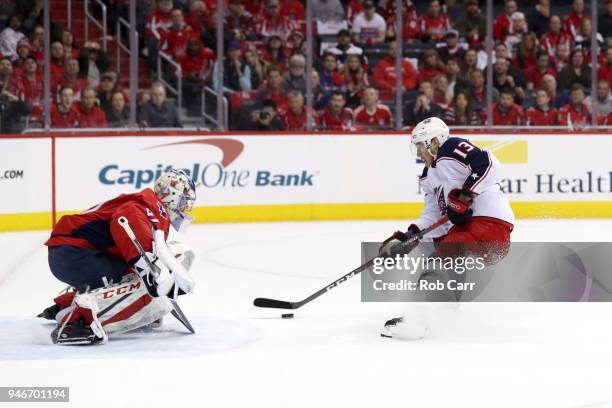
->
[434, 216, 513, 264]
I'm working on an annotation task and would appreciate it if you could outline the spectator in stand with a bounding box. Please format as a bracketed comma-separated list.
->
[347, 0, 364, 23]
[279, 90, 313, 131]
[105, 90, 131, 128]
[524, 87, 558, 126]
[490, 88, 523, 126]
[312, 0, 345, 23]
[8, 55, 42, 116]
[55, 58, 89, 100]
[279, 0, 304, 21]
[284, 30, 305, 58]
[283, 54, 306, 93]
[494, 0, 518, 41]
[461, 48, 479, 82]
[351, 0, 386, 45]
[248, 99, 283, 131]
[404, 80, 444, 126]
[528, 0, 550, 37]
[551, 41, 570, 72]
[214, 41, 252, 91]
[177, 38, 215, 115]
[76, 87, 108, 128]
[13, 38, 32, 72]
[433, 74, 451, 109]
[256, 0, 295, 40]
[542, 73, 568, 109]
[50, 41, 66, 81]
[50, 87, 80, 128]
[574, 18, 604, 63]
[138, 82, 182, 128]
[418, 49, 445, 83]
[28, 25, 44, 63]
[0, 15, 25, 61]
[563, 0, 588, 40]
[385, 0, 418, 43]
[186, 1, 207, 32]
[493, 58, 524, 104]
[443, 90, 481, 126]
[342, 53, 369, 109]
[456, 0, 486, 48]
[525, 51, 556, 91]
[505, 12, 529, 57]
[438, 30, 465, 64]
[512, 31, 538, 71]
[328, 29, 364, 67]
[310, 70, 326, 110]
[446, 57, 469, 99]
[145, 0, 174, 70]
[245, 49, 271, 90]
[417, 0, 452, 43]
[558, 83, 591, 128]
[468, 69, 499, 114]
[0, 57, 12, 91]
[558, 49, 591, 92]
[0, 85, 30, 133]
[598, 48, 612, 85]
[256, 67, 288, 111]
[585, 80, 612, 120]
[599, 0, 612, 39]
[96, 71, 123, 114]
[318, 91, 354, 131]
[159, 9, 196, 58]
[540, 15, 572, 58]
[78, 42, 111, 88]
[61, 30, 79, 59]
[354, 86, 392, 129]
[262, 34, 288, 72]
[225, 0, 256, 40]
[372, 40, 417, 94]
[318, 52, 345, 105]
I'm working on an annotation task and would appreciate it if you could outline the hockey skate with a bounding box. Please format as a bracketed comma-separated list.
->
[37, 304, 61, 320]
[51, 319, 104, 345]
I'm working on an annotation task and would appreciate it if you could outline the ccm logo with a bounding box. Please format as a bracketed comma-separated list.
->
[102, 281, 142, 299]
[447, 202, 461, 210]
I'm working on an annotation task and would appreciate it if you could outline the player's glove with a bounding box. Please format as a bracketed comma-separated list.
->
[379, 225, 420, 257]
[134, 253, 176, 298]
[446, 188, 474, 225]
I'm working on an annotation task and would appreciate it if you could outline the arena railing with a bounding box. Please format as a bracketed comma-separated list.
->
[116, 18, 138, 74]
[84, 0, 108, 51]
[157, 51, 183, 112]
[201, 86, 228, 131]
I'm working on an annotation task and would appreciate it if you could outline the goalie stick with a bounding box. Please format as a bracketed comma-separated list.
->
[253, 216, 449, 310]
[118, 216, 195, 334]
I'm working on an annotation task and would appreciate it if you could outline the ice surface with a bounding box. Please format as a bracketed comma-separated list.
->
[1, 220, 612, 408]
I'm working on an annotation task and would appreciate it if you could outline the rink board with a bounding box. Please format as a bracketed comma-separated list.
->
[1, 131, 611, 231]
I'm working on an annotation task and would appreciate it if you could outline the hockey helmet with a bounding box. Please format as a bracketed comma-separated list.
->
[154, 168, 196, 231]
[410, 117, 450, 157]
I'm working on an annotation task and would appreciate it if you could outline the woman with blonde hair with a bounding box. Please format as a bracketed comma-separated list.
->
[342, 54, 369, 108]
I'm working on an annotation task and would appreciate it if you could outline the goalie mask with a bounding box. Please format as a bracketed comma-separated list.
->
[154, 169, 196, 231]
[410, 117, 450, 158]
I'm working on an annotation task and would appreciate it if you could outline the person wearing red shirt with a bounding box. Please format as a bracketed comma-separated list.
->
[51, 87, 80, 128]
[347, 0, 364, 23]
[563, 0, 588, 39]
[318, 91, 354, 131]
[159, 9, 196, 58]
[353, 86, 392, 129]
[76, 87, 108, 128]
[524, 51, 557, 91]
[146, 0, 174, 69]
[256, 67, 289, 111]
[540, 15, 573, 57]
[417, 0, 452, 43]
[176, 37, 215, 79]
[598, 48, 612, 85]
[54, 58, 89, 101]
[372, 41, 417, 94]
[279, 0, 304, 21]
[558, 83, 591, 128]
[490, 88, 523, 126]
[524, 88, 558, 126]
[493, 0, 517, 41]
[256, 0, 296, 40]
[386, 1, 418, 42]
[50, 41, 66, 81]
[7, 56, 43, 116]
[225, 0, 256, 40]
[185, 1, 208, 32]
[279, 90, 315, 130]
[417, 49, 446, 83]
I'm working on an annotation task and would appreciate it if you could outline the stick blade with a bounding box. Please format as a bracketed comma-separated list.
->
[253, 297, 296, 309]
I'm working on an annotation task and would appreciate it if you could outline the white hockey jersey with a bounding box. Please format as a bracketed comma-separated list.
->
[412, 137, 515, 239]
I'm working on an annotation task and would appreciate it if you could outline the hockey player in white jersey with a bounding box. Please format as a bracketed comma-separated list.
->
[378, 117, 515, 339]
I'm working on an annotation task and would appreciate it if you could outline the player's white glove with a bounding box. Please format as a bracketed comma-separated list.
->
[133, 253, 175, 298]
[379, 225, 420, 257]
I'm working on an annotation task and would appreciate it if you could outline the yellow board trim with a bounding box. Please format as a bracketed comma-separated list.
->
[1, 201, 612, 232]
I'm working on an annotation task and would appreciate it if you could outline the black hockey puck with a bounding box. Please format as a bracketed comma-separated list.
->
[281, 313, 294, 319]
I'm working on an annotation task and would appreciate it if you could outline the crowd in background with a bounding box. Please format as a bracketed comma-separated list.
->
[0, 0, 611, 132]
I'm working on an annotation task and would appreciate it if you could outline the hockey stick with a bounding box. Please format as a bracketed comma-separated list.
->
[118, 216, 195, 334]
[253, 216, 449, 310]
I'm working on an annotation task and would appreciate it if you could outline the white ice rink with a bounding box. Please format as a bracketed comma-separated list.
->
[1, 219, 612, 408]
